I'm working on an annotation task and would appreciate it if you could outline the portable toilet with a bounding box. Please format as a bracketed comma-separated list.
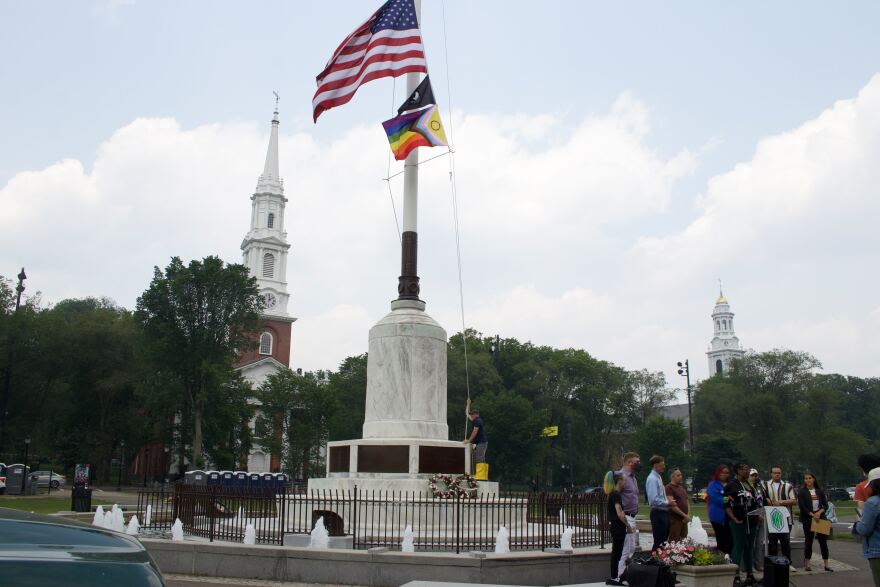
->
[183, 471, 195, 485]
[220, 471, 234, 487]
[4, 464, 28, 496]
[248, 472, 261, 489]
[206, 471, 220, 487]
[191, 470, 207, 487]
[274, 472, 288, 491]
[261, 473, 274, 489]
[234, 471, 248, 488]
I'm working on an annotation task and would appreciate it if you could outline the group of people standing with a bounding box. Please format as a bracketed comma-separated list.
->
[605, 451, 880, 587]
[707, 463, 818, 585]
[604, 452, 692, 586]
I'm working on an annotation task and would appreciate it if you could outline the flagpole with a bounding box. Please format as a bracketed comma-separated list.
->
[397, 0, 422, 303]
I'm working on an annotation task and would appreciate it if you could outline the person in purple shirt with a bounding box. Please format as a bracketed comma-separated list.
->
[617, 452, 642, 516]
[611, 451, 642, 583]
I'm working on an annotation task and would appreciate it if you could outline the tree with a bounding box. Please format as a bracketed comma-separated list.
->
[476, 389, 546, 484]
[325, 354, 367, 442]
[257, 369, 327, 477]
[135, 256, 262, 468]
[691, 433, 745, 488]
[631, 416, 690, 486]
[627, 369, 676, 428]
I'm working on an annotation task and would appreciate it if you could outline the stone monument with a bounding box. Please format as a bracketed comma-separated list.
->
[308, 47, 497, 496]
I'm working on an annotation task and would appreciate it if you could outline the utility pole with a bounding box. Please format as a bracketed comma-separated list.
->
[677, 360, 694, 451]
[1, 268, 26, 454]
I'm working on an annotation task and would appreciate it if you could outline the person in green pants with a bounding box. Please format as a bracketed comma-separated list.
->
[725, 463, 762, 586]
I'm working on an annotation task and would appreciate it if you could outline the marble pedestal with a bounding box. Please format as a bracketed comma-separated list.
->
[362, 299, 448, 440]
[308, 300, 499, 496]
[309, 437, 499, 496]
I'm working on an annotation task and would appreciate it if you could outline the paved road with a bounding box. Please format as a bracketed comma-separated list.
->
[164, 538, 875, 587]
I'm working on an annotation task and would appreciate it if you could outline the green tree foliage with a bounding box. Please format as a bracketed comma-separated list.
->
[256, 369, 327, 478]
[693, 349, 873, 485]
[325, 354, 367, 442]
[475, 389, 546, 484]
[691, 433, 745, 488]
[632, 417, 689, 471]
[135, 256, 262, 468]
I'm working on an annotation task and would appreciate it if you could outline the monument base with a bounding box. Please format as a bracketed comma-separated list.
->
[310, 437, 499, 496]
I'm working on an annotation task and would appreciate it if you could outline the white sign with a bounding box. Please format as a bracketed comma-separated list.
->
[765, 506, 790, 534]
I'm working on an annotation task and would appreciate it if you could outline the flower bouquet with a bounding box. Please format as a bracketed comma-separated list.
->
[652, 539, 738, 587]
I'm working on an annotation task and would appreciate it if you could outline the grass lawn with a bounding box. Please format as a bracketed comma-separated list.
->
[0, 495, 111, 515]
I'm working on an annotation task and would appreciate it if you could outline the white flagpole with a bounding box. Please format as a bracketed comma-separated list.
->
[397, 0, 422, 302]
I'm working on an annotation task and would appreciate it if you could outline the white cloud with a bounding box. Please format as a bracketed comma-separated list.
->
[3, 81, 879, 383]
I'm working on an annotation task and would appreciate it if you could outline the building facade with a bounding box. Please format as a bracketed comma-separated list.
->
[234, 107, 296, 472]
[706, 289, 744, 376]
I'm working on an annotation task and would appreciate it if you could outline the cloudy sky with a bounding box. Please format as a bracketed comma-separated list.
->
[2, 1, 879, 389]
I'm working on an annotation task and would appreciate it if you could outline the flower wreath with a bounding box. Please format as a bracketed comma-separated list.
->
[428, 473, 479, 499]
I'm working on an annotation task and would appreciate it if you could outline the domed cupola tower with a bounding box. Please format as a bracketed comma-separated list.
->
[706, 285, 744, 376]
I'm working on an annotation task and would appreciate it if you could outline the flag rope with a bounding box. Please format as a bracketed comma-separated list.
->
[440, 0, 473, 418]
[386, 78, 402, 243]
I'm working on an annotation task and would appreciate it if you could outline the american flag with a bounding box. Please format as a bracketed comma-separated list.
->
[312, 0, 427, 122]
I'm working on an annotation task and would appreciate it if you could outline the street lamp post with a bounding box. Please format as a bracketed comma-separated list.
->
[117, 440, 125, 491]
[1, 268, 26, 454]
[21, 435, 31, 493]
[677, 360, 694, 451]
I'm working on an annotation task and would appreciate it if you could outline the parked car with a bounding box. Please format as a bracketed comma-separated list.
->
[692, 489, 707, 503]
[31, 470, 66, 489]
[0, 464, 6, 494]
[0, 507, 165, 586]
[826, 487, 851, 501]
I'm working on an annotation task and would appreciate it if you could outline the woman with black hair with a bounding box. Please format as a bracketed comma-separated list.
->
[796, 471, 832, 572]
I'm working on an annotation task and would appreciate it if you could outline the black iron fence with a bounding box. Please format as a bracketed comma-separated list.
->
[137, 485, 609, 553]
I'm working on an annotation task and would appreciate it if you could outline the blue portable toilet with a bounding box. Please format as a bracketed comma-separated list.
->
[206, 471, 220, 487]
[261, 473, 274, 488]
[248, 472, 261, 488]
[274, 472, 288, 491]
[234, 471, 248, 488]
[183, 471, 195, 485]
[220, 471, 233, 487]
[191, 470, 207, 487]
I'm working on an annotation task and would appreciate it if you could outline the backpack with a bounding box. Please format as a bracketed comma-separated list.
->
[623, 554, 677, 587]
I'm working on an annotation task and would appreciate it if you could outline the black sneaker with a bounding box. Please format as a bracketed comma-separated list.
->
[605, 580, 623, 586]
[732, 577, 743, 586]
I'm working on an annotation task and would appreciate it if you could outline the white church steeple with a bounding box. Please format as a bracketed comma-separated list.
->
[706, 283, 744, 376]
[240, 104, 293, 320]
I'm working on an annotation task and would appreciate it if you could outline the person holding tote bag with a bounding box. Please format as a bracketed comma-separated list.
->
[796, 471, 832, 572]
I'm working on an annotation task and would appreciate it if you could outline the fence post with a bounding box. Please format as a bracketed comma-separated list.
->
[352, 485, 358, 549]
[172, 484, 179, 527]
[209, 490, 215, 543]
[540, 492, 546, 552]
[455, 492, 461, 554]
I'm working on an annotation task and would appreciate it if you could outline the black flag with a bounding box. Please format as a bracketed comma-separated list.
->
[397, 76, 436, 114]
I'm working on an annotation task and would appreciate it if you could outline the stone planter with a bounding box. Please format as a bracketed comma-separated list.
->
[674, 563, 740, 587]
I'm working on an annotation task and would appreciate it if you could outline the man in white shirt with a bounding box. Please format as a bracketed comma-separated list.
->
[764, 465, 796, 561]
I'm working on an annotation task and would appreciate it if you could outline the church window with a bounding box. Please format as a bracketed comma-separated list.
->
[259, 332, 273, 355]
[262, 253, 275, 278]
[268, 213, 275, 228]
[722, 319, 727, 330]
[716, 359, 723, 375]
[716, 320, 720, 330]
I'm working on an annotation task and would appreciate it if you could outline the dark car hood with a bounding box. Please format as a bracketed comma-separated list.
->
[0, 508, 165, 586]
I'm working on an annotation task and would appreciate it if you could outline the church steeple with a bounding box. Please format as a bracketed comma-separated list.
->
[707, 284, 744, 376]
[256, 108, 282, 195]
[240, 102, 294, 325]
